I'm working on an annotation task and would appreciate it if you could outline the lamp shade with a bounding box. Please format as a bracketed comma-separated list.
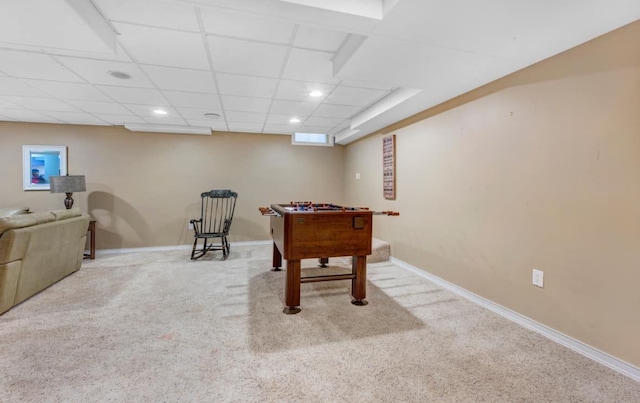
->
[50, 175, 86, 193]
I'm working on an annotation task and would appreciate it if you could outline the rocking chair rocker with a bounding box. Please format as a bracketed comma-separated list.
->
[190, 189, 238, 260]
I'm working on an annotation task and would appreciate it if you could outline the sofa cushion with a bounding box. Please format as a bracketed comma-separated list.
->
[0, 206, 29, 218]
[51, 207, 82, 221]
[0, 214, 38, 234]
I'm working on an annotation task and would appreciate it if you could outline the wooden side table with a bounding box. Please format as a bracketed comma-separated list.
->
[84, 220, 96, 260]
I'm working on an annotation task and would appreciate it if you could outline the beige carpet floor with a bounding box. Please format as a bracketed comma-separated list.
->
[1, 244, 638, 402]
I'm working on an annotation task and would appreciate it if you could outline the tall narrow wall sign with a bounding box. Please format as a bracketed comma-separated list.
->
[383, 134, 396, 199]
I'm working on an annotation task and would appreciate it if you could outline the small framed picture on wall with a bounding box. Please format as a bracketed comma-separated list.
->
[22, 145, 67, 191]
[383, 134, 396, 199]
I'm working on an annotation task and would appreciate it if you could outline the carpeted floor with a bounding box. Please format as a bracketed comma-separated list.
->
[1, 244, 638, 402]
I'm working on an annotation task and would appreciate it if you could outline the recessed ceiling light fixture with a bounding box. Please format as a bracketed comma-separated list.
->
[204, 113, 221, 119]
[153, 109, 168, 115]
[108, 70, 131, 80]
[289, 117, 301, 123]
[309, 90, 323, 97]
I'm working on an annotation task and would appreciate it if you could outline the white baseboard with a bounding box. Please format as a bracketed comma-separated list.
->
[390, 257, 640, 382]
[87, 240, 272, 257]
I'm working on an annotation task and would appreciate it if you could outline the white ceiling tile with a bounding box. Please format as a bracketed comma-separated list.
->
[313, 103, 360, 119]
[58, 57, 154, 87]
[114, 23, 210, 70]
[270, 100, 317, 116]
[163, 91, 221, 109]
[22, 80, 112, 102]
[216, 73, 278, 98]
[176, 107, 223, 120]
[326, 86, 386, 107]
[275, 80, 335, 102]
[0, 50, 82, 82]
[304, 116, 345, 127]
[0, 108, 61, 122]
[0, 97, 18, 108]
[265, 113, 303, 125]
[225, 111, 266, 124]
[95, 114, 146, 125]
[263, 123, 296, 134]
[227, 122, 264, 133]
[0, 77, 46, 97]
[338, 78, 395, 91]
[298, 125, 333, 133]
[294, 26, 346, 51]
[182, 118, 228, 131]
[10, 97, 80, 112]
[142, 116, 187, 125]
[94, 0, 200, 31]
[98, 86, 168, 104]
[66, 100, 133, 115]
[0, 115, 17, 122]
[282, 48, 338, 83]
[208, 37, 288, 77]
[123, 104, 180, 119]
[222, 95, 271, 113]
[40, 111, 110, 125]
[201, 8, 295, 44]
[142, 65, 217, 93]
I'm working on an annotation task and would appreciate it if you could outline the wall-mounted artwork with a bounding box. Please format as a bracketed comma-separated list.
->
[22, 145, 67, 191]
[383, 134, 396, 199]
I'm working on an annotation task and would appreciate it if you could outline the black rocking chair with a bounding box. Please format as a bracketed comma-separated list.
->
[190, 189, 238, 260]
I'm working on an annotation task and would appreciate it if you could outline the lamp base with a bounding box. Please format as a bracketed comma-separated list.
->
[64, 193, 74, 210]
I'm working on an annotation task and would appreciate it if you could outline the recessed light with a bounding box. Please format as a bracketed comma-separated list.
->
[204, 113, 221, 119]
[153, 109, 168, 115]
[108, 70, 131, 80]
[289, 117, 301, 123]
[309, 90, 323, 97]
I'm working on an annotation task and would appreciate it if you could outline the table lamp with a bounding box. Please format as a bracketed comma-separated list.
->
[50, 175, 86, 209]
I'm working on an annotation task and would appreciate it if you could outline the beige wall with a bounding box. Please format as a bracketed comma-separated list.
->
[344, 21, 640, 367]
[0, 124, 344, 249]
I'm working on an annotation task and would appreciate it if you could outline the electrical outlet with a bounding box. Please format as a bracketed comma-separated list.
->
[188, 222, 194, 230]
[532, 269, 544, 288]
[355, 172, 361, 180]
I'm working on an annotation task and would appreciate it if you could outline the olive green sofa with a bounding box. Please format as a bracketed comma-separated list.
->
[0, 206, 90, 315]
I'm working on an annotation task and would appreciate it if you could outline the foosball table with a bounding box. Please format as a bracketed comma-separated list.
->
[259, 202, 399, 314]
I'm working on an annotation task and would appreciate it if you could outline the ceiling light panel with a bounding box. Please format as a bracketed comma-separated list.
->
[141, 65, 217, 93]
[275, 80, 335, 102]
[265, 114, 304, 125]
[0, 51, 81, 82]
[208, 37, 289, 78]
[114, 23, 210, 70]
[200, 8, 295, 44]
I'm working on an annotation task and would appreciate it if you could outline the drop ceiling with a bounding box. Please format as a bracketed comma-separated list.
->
[0, 0, 638, 144]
